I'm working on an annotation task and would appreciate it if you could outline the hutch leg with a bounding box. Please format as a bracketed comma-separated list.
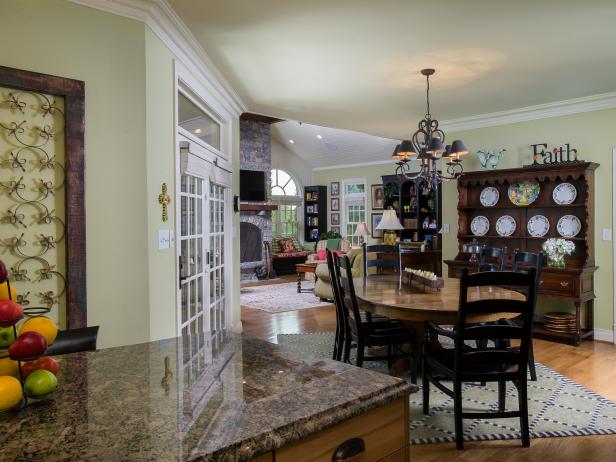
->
[574, 302, 581, 346]
[587, 299, 595, 340]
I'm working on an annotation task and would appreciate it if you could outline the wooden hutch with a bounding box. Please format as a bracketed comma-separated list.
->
[444, 162, 598, 345]
[382, 174, 443, 275]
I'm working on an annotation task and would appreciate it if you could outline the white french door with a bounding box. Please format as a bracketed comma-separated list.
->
[176, 138, 231, 339]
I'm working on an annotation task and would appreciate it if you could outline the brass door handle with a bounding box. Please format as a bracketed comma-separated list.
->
[560, 281, 569, 287]
[332, 437, 365, 461]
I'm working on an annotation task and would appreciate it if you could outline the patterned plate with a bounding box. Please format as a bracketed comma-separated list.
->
[479, 187, 500, 207]
[553, 182, 577, 205]
[527, 215, 550, 237]
[470, 216, 490, 236]
[508, 181, 540, 206]
[557, 215, 581, 238]
[495, 215, 516, 237]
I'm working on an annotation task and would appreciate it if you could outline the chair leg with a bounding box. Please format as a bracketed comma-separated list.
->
[454, 379, 464, 450]
[332, 325, 340, 360]
[422, 361, 430, 415]
[528, 341, 537, 381]
[343, 332, 352, 363]
[498, 380, 506, 412]
[518, 378, 530, 447]
[410, 344, 418, 385]
[356, 341, 364, 368]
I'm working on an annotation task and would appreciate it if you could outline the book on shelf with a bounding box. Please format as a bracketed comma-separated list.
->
[310, 229, 319, 240]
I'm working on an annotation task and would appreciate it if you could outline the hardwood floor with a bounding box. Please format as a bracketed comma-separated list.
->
[241, 278, 616, 461]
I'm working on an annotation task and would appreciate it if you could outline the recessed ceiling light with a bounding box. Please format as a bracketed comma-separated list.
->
[193, 128, 203, 134]
[289, 139, 295, 144]
[316, 134, 322, 140]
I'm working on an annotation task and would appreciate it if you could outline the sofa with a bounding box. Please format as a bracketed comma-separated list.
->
[314, 248, 364, 300]
[271, 234, 313, 275]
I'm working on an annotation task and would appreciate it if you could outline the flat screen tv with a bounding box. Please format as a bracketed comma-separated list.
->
[240, 170, 266, 201]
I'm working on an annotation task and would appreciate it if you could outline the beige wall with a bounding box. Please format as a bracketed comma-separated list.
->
[1, 0, 241, 347]
[314, 109, 616, 333]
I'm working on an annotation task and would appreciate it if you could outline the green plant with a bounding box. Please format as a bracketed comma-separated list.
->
[383, 183, 398, 203]
[318, 230, 342, 240]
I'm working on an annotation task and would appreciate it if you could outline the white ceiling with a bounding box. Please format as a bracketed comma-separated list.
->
[168, 0, 616, 168]
[272, 121, 399, 169]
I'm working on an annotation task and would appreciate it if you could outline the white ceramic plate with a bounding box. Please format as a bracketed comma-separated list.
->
[496, 215, 516, 236]
[470, 216, 490, 236]
[553, 182, 577, 205]
[557, 215, 581, 238]
[527, 215, 550, 237]
[479, 187, 500, 207]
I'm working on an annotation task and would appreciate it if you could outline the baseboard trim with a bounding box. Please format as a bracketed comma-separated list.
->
[594, 328, 614, 343]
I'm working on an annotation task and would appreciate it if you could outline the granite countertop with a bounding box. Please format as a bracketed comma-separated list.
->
[0, 332, 413, 461]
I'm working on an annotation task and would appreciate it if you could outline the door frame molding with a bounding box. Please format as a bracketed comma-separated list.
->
[0, 65, 86, 328]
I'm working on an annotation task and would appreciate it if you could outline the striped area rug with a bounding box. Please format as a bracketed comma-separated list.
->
[277, 332, 616, 445]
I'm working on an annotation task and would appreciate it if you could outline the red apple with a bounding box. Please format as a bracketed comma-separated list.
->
[0, 300, 23, 327]
[21, 356, 60, 379]
[8, 331, 47, 360]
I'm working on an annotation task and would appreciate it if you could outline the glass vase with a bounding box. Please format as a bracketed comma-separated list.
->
[547, 253, 565, 268]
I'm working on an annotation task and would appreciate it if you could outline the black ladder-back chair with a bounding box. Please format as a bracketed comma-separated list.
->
[334, 253, 418, 383]
[478, 246, 507, 272]
[326, 249, 401, 361]
[422, 268, 537, 449]
[45, 326, 100, 356]
[363, 244, 399, 278]
[511, 250, 543, 381]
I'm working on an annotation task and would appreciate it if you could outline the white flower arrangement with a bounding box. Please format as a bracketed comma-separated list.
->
[476, 148, 507, 169]
[542, 238, 575, 257]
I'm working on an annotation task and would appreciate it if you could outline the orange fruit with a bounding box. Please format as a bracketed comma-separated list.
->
[19, 316, 58, 345]
[0, 282, 17, 301]
[0, 376, 23, 411]
[0, 357, 20, 378]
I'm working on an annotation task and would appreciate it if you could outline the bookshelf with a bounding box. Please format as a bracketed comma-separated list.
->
[304, 185, 327, 242]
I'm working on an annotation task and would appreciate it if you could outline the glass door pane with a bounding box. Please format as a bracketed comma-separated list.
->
[207, 182, 227, 334]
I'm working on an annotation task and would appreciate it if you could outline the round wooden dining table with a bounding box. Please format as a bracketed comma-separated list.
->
[354, 275, 524, 325]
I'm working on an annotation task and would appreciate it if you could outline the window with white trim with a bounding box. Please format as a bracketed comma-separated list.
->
[271, 169, 301, 238]
[343, 179, 367, 246]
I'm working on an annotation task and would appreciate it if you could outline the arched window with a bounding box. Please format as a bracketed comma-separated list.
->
[271, 169, 301, 238]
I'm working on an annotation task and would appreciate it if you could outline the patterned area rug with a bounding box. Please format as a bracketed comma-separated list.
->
[277, 332, 616, 445]
[240, 282, 331, 313]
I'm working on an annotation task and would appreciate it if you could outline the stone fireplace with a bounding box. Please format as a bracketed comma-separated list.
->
[239, 115, 274, 280]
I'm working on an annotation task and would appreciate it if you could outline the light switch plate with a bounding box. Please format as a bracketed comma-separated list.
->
[602, 228, 612, 241]
[158, 229, 171, 250]
[443, 223, 450, 234]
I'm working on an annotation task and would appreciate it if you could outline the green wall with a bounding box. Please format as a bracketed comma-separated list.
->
[314, 109, 616, 332]
[0, 0, 241, 347]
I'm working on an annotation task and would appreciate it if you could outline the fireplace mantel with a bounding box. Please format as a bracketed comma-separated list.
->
[239, 203, 278, 211]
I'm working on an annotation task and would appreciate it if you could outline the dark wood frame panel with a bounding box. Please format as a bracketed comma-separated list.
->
[0, 65, 86, 328]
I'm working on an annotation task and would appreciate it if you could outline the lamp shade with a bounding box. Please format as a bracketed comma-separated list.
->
[354, 222, 369, 237]
[397, 139, 417, 159]
[450, 139, 469, 157]
[441, 144, 452, 158]
[426, 137, 445, 155]
[391, 144, 403, 161]
[376, 209, 404, 230]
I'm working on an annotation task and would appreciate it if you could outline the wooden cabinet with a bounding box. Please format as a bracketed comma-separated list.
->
[251, 396, 409, 462]
[444, 162, 598, 346]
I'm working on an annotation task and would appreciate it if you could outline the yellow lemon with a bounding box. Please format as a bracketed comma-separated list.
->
[0, 357, 20, 378]
[19, 316, 59, 345]
[0, 282, 17, 301]
[0, 376, 23, 411]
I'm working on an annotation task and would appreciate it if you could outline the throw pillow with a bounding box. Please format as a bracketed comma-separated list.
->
[279, 239, 297, 253]
[316, 249, 327, 261]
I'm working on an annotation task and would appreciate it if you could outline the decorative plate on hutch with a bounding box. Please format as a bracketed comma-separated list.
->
[470, 216, 490, 236]
[479, 187, 500, 207]
[507, 181, 540, 206]
[553, 182, 577, 205]
[527, 215, 550, 237]
[495, 215, 516, 237]
[557, 215, 582, 238]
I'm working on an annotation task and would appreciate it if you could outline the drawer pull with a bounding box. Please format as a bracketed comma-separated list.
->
[539, 280, 544, 285]
[332, 437, 365, 461]
[560, 281, 569, 287]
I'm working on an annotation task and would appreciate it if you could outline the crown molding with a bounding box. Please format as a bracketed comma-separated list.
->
[68, 0, 246, 116]
[441, 92, 616, 132]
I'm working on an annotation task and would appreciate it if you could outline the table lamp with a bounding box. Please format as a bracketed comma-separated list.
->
[376, 209, 404, 245]
[354, 222, 369, 245]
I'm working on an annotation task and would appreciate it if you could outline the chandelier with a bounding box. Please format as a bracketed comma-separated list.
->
[392, 68, 468, 188]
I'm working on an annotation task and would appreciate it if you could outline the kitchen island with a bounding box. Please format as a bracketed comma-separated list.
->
[0, 332, 413, 461]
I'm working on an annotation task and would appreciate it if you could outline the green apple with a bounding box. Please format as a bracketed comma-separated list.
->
[24, 369, 57, 397]
[0, 326, 15, 348]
